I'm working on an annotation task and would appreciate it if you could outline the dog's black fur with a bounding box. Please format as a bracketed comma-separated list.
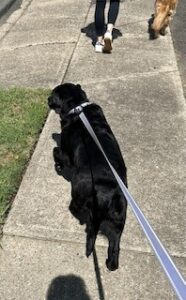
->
[48, 83, 128, 271]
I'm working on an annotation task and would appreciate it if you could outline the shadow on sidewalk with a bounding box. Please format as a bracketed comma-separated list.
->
[147, 15, 156, 40]
[46, 249, 105, 300]
[93, 248, 105, 300]
[81, 22, 122, 46]
[51, 134, 106, 299]
[46, 275, 91, 300]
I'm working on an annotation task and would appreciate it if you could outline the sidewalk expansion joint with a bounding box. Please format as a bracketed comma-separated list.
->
[1, 41, 76, 51]
[79, 69, 179, 85]
[60, 3, 92, 84]
[2, 232, 186, 259]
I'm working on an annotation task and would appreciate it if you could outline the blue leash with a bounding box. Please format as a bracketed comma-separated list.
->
[73, 108, 186, 300]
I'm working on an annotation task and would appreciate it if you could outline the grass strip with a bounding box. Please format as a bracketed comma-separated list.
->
[0, 87, 50, 225]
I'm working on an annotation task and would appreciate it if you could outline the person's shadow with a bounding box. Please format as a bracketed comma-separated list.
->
[81, 22, 122, 46]
[46, 275, 91, 300]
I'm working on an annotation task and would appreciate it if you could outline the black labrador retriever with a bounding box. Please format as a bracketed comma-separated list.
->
[48, 83, 128, 271]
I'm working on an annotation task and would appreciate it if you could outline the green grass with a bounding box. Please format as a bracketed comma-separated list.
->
[0, 88, 50, 225]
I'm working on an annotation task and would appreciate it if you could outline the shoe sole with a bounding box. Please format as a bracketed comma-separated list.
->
[103, 37, 112, 53]
[95, 49, 102, 53]
[95, 47, 103, 53]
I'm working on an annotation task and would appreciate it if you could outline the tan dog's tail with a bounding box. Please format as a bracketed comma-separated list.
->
[152, 5, 170, 32]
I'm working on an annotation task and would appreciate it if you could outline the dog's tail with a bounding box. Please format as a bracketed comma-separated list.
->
[152, 5, 170, 32]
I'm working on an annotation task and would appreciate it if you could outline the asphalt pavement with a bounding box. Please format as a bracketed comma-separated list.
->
[170, 0, 186, 98]
[0, 1, 185, 299]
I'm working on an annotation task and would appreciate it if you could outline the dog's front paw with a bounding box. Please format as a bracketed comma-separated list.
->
[53, 147, 61, 161]
[150, 28, 159, 39]
[106, 258, 118, 271]
[55, 163, 63, 175]
[160, 27, 166, 36]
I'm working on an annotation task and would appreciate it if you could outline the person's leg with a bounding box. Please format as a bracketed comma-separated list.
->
[107, 0, 120, 33]
[103, 0, 120, 52]
[94, 0, 106, 52]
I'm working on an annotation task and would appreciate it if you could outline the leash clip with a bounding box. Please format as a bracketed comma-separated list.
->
[67, 102, 93, 116]
[74, 105, 83, 114]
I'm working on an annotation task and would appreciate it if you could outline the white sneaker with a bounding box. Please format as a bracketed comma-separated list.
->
[103, 31, 112, 53]
[95, 42, 104, 53]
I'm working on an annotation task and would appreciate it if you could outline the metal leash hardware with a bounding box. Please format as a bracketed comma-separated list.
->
[67, 102, 93, 116]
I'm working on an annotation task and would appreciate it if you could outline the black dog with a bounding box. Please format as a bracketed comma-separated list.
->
[48, 83, 128, 271]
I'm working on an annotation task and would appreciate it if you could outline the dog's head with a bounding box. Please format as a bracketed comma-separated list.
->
[48, 83, 88, 118]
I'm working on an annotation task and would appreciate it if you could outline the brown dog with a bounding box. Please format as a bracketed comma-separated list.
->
[151, 0, 178, 38]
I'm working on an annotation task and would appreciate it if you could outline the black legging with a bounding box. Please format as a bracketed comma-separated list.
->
[95, 0, 120, 36]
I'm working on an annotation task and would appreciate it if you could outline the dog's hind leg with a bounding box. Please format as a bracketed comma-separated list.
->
[160, 14, 171, 35]
[86, 223, 96, 257]
[105, 192, 127, 271]
[86, 225, 96, 257]
[106, 231, 122, 271]
[86, 218, 100, 257]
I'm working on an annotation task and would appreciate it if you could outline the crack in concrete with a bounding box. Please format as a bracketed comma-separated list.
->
[78, 69, 179, 86]
[60, 2, 93, 84]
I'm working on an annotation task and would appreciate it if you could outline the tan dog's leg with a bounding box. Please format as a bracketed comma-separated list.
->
[152, 1, 169, 37]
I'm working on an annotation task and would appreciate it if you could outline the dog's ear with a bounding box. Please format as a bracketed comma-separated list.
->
[76, 84, 87, 101]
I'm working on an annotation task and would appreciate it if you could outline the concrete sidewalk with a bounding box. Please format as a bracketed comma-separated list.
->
[0, 0, 186, 299]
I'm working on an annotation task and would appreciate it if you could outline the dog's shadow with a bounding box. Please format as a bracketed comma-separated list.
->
[52, 133, 74, 182]
[148, 13, 167, 40]
[148, 14, 156, 40]
[52, 133, 61, 147]
[81, 22, 122, 46]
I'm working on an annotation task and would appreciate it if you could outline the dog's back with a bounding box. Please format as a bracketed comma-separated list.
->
[66, 103, 127, 211]
[66, 104, 127, 270]
[62, 103, 127, 180]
